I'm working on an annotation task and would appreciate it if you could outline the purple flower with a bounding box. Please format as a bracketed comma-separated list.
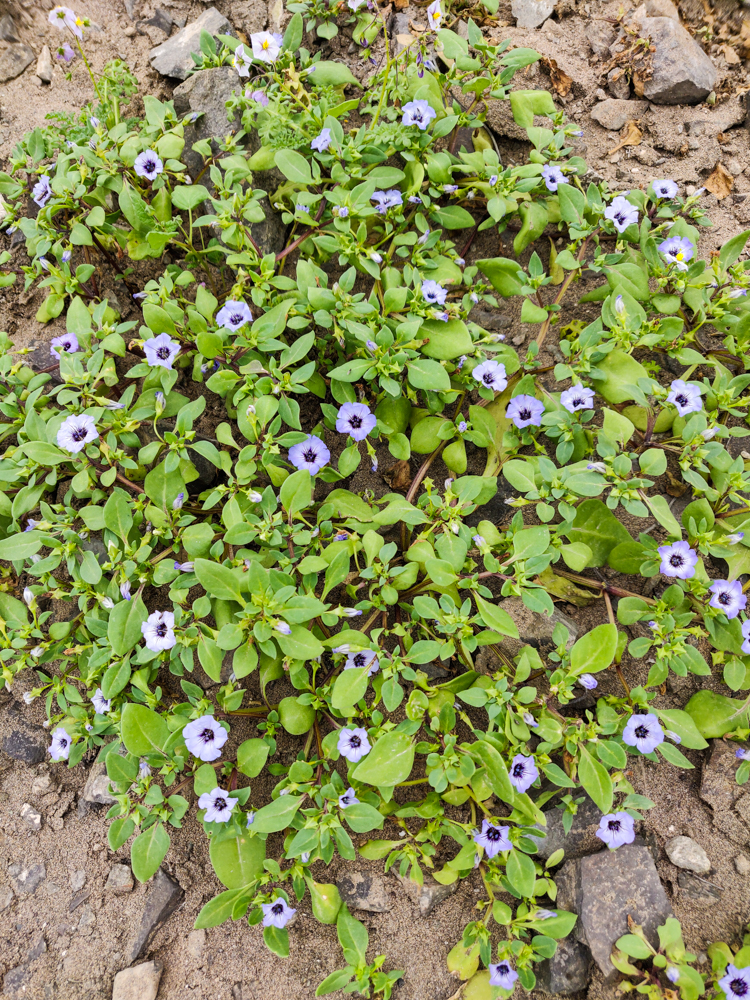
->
[741, 620, 750, 656]
[666, 966, 680, 983]
[709, 580, 747, 619]
[579, 674, 598, 690]
[541, 164, 568, 192]
[509, 753, 539, 793]
[183, 714, 228, 762]
[336, 401, 377, 442]
[274, 620, 291, 635]
[442, 184, 458, 194]
[336, 206, 349, 218]
[604, 195, 639, 233]
[736, 747, 750, 762]
[57, 413, 98, 453]
[652, 179, 678, 200]
[250, 89, 269, 106]
[143, 332, 181, 370]
[659, 236, 694, 271]
[49, 6, 82, 37]
[656, 540, 697, 580]
[261, 897, 296, 928]
[344, 649, 379, 675]
[372, 189, 403, 213]
[92, 688, 111, 714]
[719, 965, 750, 1000]
[141, 610, 176, 652]
[402, 99, 437, 130]
[338, 727, 371, 763]
[198, 786, 238, 823]
[472, 359, 507, 392]
[615, 295, 625, 314]
[57, 42, 75, 61]
[458, 420, 468, 433]
[473, 819, 511, 858]
[408, 195, 423, 204]
[507, 394, 544, 429]
[49, 727, 71, 761]
[62, 249, 72, 263]
[339, 787, 359, 809]
[560, 384, 594, 413]
[217, 299, 252, 331]
[288, 434, 330, 475]
[134, 150, 163, 181]
[173, 492, 185, 510]
[666, 378, 702, 416]
[174, 561, 194, 572]
[25, 519, 38, 532]
[622, 712, 664, 754]
[421, 279, 447, 305]
[32, 175, 53, 208]
[50, 333, 79, 357]
[311, 127, 332, 153]
[120, 582, 132, 601]
[489, 961, 519, 991]
[596, 811, 635, 849]
[232, 43, 252, 76]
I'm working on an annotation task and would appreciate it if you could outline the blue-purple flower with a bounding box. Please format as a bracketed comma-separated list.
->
[57, 42, 75, 61]
[338, 727, 371, 763]
[49, 727, 71, 761]
[402, 100, 437, 130]
[183, 715, 228, 762]
[311, 128, 332, 153]
[509, 753, 538, 793]
[489, 961, 519, 991]
[426, 0, 443, 28]
[261, 897, 296, 928]
[579, 674, 598, 690]
[143, 333, 181, 369]
[659, 236, 694, 271]
[596, 811, 635, 849]
[560, 384, 594, 413]
[57, 413, 98, 453]
[657, 540, 698, 580]
[134, 150, 163, 181]
[50, 333, 79, 357]
[339, 787, 359, 809]
[709, 580, 747, 619]
[141, 610, 176, 652]
[472, 359, 507, 392]
[199, 787, 238, 823]
[372, 189, 403, 213]
[344, 649, 379, 675]
[541, 164, 568, 192]
[652, 179, 678, 200]
[604, 195, 639, 233]
[32, 175, 53, 208]
[92, 688, 111, 714]
[473, 819, 512, 858]
[216, 299, 252, 330]
[288, 435, 330, 475]
[507, 395, 544, 429]
[666, 378, 702, 416]
[421, 279, 447, 305]
[622, 713, 664, 754]
[719, 965, 750, 1000]
[336, 402, 376, 441]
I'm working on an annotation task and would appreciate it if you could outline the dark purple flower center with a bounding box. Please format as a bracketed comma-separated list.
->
[155, 622, 168, 637]
[669, 554, 683, 567]
[271, 902, 284, 915]
[156, 346, 172, 360]
[635, 724, 649, 740]
[71, 425, 88, 442]
[607, 819, 621, 832]
[230, 312, 244, 325]
[353, 653, 367, 667]
[675, 394, 687, 407]
[731, 980, 748, 997]
[214, 796, 226, 810]
[303, 448, 317, 463]
[59, 736, 68, 748]
[485, 826, 502, 842]
[512, 763, 525, 778]
[143, 158, 156, 173]
[497, 964, 510, 976]
[349, 415, 363, 428]
[719, 591, 732, 605]
[482, 372, 494, 385]
[572, 396, 584, 407]
[518, 408, 531, 420]
[348, 735, 361, 748]
[200, 728, 215, 744]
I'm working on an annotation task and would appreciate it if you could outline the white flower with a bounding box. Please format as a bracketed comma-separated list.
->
[232, 42, 253, 77]
[251, 31, 282, 63]
[141, 610, 176, 652]
[426, 0, 442, 29]
[23, 588, 35, 606]
[183, 715, 228, 762]
[49, 727, 71, 761]
[57, 413, 98, 453]
[261, 897, 296, 928]
[198, 786, 238, 823]
[92, 688, 111, 714]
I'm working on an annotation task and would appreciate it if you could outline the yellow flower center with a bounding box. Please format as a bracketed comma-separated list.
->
[262, 39, 269, 48]
[675, 251, 684, 260]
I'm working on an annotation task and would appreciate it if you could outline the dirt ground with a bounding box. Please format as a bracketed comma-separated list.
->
[1, 0, 750, 998]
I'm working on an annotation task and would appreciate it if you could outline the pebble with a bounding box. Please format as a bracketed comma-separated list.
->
[36, 44, 52, 83]
[591, 99, 650, 131]
[636, 14, 717, 104]
[77, 903, 96, 929]
[149, 8, 234, 80]
[394, 873, 456, 916]
[511, 0, 555, 28]
[70, 870, 86, 892]
[30, 773, 52, 797]
[186, 928, 206, 962]
[677, 871, 722, 906]
[129, 868, 184, 962]
[82, 761, 116, 806]
[0, 43, 35, 83]
[106, 864, 135, 895]
[2, 717, 49, 765]
[9, 862, 46, 895]
[336, 872, 393, 913]
[112, 960, 163, 1000]
[20, 803, 42, 831]
[665, 836, 711, 874]
[734, 855, 750, 875]
[0, 14, 19, 42]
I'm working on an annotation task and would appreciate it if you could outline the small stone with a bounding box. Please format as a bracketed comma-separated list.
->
[643, 0, 680, 18]
[9, 862, 46, 895]
[27, 935, 46, 962]
[586, 20, 615, 57]
[112, 960, 164, 1000]
[594, 88, 607, 100]
[734, 855, 750, 875]
[0, 43, 35, 83]
[591, 98, 650, 131]
[106, 865, 135, 895]
[511, 0, 556, 29]
[20, 803, 42, 831]
[336, 872, 393, 913]
[529, 798, 604, 861]
[149, 8, 234, 80]
[665, 836, 711, 874]
[677, 871, 722, 906]
[77, 903, 96, 929]
[70, 870, 86, 892]
[30, 773, 52, 797]
[0, 15, 19, 42]
[0, 885, 13, 911]
[36, 45, 52, 83]
[2, 718, 49, 765]
[395, 873, 456, 916]
[124, 25, 136, 37]
[607, 67, 630, 100]
[639, 16, 717, 104]
[129, 868, 184, 962]
[82, 762, 117, 806]
[69, 890, 91, 912]
[142, 8, 172, 35]
[186, 928, 206, 961]
[537, 936, 591, 995]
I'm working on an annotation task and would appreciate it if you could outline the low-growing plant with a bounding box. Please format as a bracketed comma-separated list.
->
[2, 3, 750, 996]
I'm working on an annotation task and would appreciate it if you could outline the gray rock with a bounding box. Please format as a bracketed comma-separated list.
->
[2, 719, 48, 765]
[149, 8, 234, 80]
[536, 936, 591, 995]
[0, 884, 13, 910]
[390, 11, 414, 56]
[77, 903, 96, 929]
[0, 15, 19, 43]
[70, 869, 86, 892]
[475, 597, 577, 669]
[27, 935, 46, 962]
[591, 99, 650, 131]
[418, 662, 451, 682]
[106, 864, 135, 894]
[395, 873, 456, 915]
[470, 305, 512, 331]
[607, 67, 630, 100]
[20, 803, 42, 831]
[69, 889, 91, 912]
[586, 19, 615, 57]
[9, 862, 46, 895]
[112, 960, 164, 1000]
[512, 0, 556, 29]
[643, 0, 680, 16]
[186, 927, 206, 961]
[30, 773, 52, 797]
[336, 872, 393, 913]
[699, 740, 749, 846]
[0, 43, 34, 83]
[639, 16, 717, 105]
[3, 965, 28, 995]
[528, 798, 604, 861]
[677, 871, 722, 906]
[129, 869, 184, 962]
[36, 45, 52, 84]
[142, 9, 173, 35]
[735, 855, 750, 875]
[82, 761, 117, 806]
[665, 836, 710, 874]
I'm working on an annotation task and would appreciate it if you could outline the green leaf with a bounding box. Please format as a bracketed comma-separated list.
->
[251, 795, 304, 833]
[719, 229, 750, 270]
[103, 488, 133, 541]
[171, 184, 210, 211]
[0, 532, 43, 561]
[316, 969, 355, 996]
[282, 11, 303, 51]
[506, 849, 536, 897]
[470, 740, 514, 802]
[337, 904, 369, 966]
[280, 469, 312, 514]
[407, 358, 451, 392]
[263, 925, 289, 958]
[194, 559, 245, 603]
[131, 822, 170, 882]
[108, 816, 135, 852]
[473, 593, 519, 638]
[237, 738, 270, 778]
[101, 658, 131, 699]
[121, 702, 169, 756]
[352, 731, 415, 787]
[210, 832, 266, 889]
[332, 667, 370, 714]
[475, 257, 525, 297]
[195, 887, 249, 928]
[108, 595, 148, 656]
[430, 205, 475, 230]
[20, 442, 69, 465]
[616, 934, 654, 959]
[342, 802, 385, 833]
[275, 149, 313, 185]
[509, 89, 557, 127]
[276, 624, 325, 661]
[653, 709, 708, 750]
[566, 498, 632, 566]
[578, 744, 613, 813]
[570, 623, 617, 674]
[310, 60, 360, 88]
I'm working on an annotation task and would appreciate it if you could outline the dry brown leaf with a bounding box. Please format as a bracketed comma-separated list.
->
[542, 57, 572, 97]
[395, 32, 415, 47]
[721, 43, 741, 65]
[717, 132, 731, 144]
[665, 471, 688, 497]
[739, 20, 750, 59]
[393, 0, 409, 9]
[382, 460, 412, 491]
[704, 162, 734, 200]
[608, 120, 642, 155]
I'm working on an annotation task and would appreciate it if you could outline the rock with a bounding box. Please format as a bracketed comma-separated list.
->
[69, 890, 91, 912]
[512, 0, 556, 29]
[3, 965, 28, 995]
[129, 868, 184, 962]
[186, 928, 206, 961]
[677, 871, 722, 906]
[607, 68, 630, 100]
[537, 936, 591, 995]
[27, 935, 46, 962]
[644, 0, 680, 16]
[106, 864, 135, 894]
[419, 662, 451, 682]
[0, 15, 19, 42]
[82, 761, 117, 806]
[70, 869, 86, 892]
[469, 305, 512, 331]
[665, 836, 710, 874]
[586, 19, 615, 57]
[30, 773, 52, 797]
[78, 903, 96, 929]
[9, 862, 46, 895]
[336, 872, 393, 913]
[36, 45, 52, 83]
[112, 960, 164, 1000]
[2, 717, 48, 765]
[639, 16, 717, 105]
[631, 144, 662, 166]
[20, 803, 42, 831]
[395, 873, 456, 915]
[528, 798, 604, 861]
[485, 98, 534, 142]
[699, 740, 749, 846]
[0, 885, 13, 910]
[390, 11, 414, 56]
[591, 99, 650, 131]
[142, 9, 173, 35]
[0, 43, 34, 83]
[149, 8, 234, 80]
[476, 597, 577, 670]
[735, 855, 750, 875]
